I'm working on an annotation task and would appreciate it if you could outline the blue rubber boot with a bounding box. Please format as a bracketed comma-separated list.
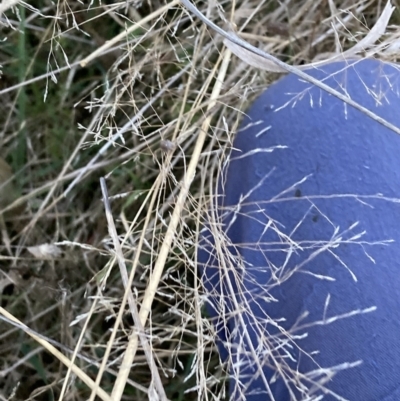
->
[198, 59, 400, 400]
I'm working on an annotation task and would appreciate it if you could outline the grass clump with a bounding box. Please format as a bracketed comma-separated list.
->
[0, 1, 399, 400]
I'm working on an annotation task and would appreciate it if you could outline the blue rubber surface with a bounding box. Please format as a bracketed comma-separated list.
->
[198, 59, 400, 400]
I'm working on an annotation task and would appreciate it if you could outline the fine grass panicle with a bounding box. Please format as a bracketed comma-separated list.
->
[0, 1, 400, 401]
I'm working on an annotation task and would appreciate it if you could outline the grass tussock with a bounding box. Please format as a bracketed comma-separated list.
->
[0, 1, 400, 401]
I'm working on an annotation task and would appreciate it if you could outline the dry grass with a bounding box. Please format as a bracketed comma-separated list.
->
[0, 1, 400, 400]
